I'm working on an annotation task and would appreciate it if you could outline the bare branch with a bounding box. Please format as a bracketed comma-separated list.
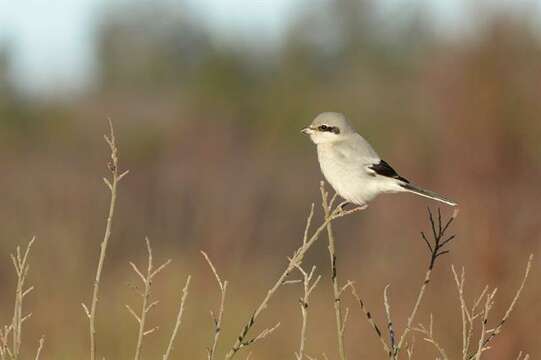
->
[10, 237, 36, 360]
[350, 285, 391, 356]
[224, 182, 363, 359]
[451, 265, 469, 359]
[295, 265, 321, 360]
[321, 186, 353, 360]
[412, 314, 448, 360]
[34, 337, 45, 360]
[383, 285, 396, 354]
[201, 251, 225, 291]
[85, 119, 128, 360]
[201, 252, 227, 360]
[162, 276, 191, 360]
[129, 263, 146, 283]
[127, 238, 171, 360]
[467, 254, 533, 359]
[395, 207, 456, 356]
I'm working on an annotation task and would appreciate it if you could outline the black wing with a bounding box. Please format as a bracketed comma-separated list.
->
[369, 160, 409, 183]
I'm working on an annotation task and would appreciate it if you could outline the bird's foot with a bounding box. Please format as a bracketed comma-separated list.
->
[336, 202, 367, 215]
[356, 203, 368, 211]
[340, 202, 354, 211]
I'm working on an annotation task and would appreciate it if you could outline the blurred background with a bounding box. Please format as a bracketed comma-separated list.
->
[0, 0, 540, 359]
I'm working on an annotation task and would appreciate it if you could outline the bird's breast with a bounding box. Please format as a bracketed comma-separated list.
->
[317, 146, 375, 204]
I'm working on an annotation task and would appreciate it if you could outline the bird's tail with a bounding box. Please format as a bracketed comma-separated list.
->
[400, 183, 457, 207]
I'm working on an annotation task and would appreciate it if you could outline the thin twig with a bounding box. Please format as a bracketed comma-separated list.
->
[350, 285, 391, 356]
[480, 254, 533, 349]
[162, 276, 191, 360]
[34, 337, 45, 360]
[201, 252, 228, 360]
[412, 315, 448, 360]
[295, 265, 321, 360]
[224, 182, 363, 359]
[0, 325, 13, 360]
[451, 265, 489, 359]
[0, 238, 37, 360]
[395, 208, 457, 356]
[128, 238, 171, 360]
[321, 188, 349, 360]
[451, 266, 468, 359]
[473, 288, 497, 360]
[405, 336, 415, 360]
[10, 237, 36, 360]
[383, 285, 396, 355]
[83, 119, 128, 360]
[466, 254, 533, 360]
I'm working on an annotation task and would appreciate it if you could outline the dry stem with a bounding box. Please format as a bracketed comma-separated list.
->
[350, 285, 391, 356]
[82, 119, 129, 360]
[464, 254, 534, 359]
[0, 238, 37, 360]
[394, 208, 457, 356]
[224, 182, 363, 359]
[33, 337, 45, 360]
[383, 285, 396, 354]
[127, 238, 171, 360]
[201, 251, 228, 360]
[350, 208, 456, 359]
[478, 254, 533, 351]
[162, 276, 191, 360]
[294, 265, 321, 360]
[321, 190, 350, 360]
[451, 266, 488, 359]
[9, 237, 36, 360]
[412, 314, 448, 360]
[473, 288, 498, 360]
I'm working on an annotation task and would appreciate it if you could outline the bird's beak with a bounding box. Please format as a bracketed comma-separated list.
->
[301, 127, 314, 135]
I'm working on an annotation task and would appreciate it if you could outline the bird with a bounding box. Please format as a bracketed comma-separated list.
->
[301, 112, 456, 209]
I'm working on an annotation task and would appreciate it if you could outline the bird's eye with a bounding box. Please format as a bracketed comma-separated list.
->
[319, 125, 328, 131]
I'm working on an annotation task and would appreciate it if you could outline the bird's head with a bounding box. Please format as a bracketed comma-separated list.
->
[301, 112, 354, 144]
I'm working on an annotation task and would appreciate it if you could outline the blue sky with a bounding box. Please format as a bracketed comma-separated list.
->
[0, 0, 539, 95]
[0, 0, 97, 94]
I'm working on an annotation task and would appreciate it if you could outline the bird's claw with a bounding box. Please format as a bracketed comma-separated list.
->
[335, 202, 367, 216]
[340, 202, 353, 211]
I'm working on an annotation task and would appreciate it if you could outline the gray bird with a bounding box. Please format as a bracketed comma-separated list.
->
[302, 112, 456, 209]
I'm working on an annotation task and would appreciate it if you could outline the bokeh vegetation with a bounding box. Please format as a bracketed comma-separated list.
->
[0, 0, 540, 358]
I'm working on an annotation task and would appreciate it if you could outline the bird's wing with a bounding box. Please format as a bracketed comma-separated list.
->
[367, 160, 409, 183]
[335, 134, 409, 183]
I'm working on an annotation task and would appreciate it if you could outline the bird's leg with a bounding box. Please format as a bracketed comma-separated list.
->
[340, 202, 353, 211]
[341, 201, 367, 211]
[336, 201, 367, 215]
[355, 204, 368, 211]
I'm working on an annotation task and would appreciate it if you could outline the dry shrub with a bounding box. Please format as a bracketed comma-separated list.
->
[0, 122, 533, 360]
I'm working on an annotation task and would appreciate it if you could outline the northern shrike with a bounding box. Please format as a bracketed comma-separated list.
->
[302, 112, 456, 208]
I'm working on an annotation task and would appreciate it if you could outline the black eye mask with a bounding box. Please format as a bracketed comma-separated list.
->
[318, 125, 340, 134]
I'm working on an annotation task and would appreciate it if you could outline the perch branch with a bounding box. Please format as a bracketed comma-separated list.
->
[224, 182, 363, 359]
